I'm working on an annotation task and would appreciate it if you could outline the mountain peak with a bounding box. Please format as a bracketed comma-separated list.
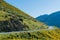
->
[55, 11, 60, 12]
[36, 11, 60, 28]
[50, 11, 60, 15]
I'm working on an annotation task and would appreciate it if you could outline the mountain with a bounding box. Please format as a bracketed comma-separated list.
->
[36, 11, 60, 28]
[0, 0, 60, 40]
[0, 0, 48, 32]
[36, 14, 48, 22]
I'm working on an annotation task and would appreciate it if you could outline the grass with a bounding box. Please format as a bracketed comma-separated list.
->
[0, 0, 49, 32]
[0, 1, 60, 40]
[0, 29, 60, 40]
[0, 11, 11, 21]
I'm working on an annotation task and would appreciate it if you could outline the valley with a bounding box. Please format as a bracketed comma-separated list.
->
[0, 0, 60, 40]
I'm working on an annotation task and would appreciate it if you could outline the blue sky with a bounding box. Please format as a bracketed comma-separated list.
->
[5, 0, 60, 18]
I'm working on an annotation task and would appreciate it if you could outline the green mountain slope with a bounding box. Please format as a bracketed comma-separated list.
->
[0, 29, 60, 40]
[0, 0, 48, 32]
[0, 0, 60, 40]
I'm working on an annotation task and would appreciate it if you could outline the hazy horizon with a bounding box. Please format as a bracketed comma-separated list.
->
[5, 0, 60, 18]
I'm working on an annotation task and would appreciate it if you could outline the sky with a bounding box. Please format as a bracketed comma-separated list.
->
[5, 0, 60, 18]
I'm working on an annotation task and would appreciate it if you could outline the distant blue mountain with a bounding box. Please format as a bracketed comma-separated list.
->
[36, 14, 48, 22]
[36, 11, 60, 28]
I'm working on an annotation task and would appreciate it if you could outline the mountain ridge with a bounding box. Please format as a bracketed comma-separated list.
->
[0, 0, 60, 40]
[36, 11, 60, 28]
[0, 0, 48, 32]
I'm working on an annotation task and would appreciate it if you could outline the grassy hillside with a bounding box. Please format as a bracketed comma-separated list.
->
[0, 28, 60, 40]
[0, 0, 60, 40]
[0, 0, 49, 32]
